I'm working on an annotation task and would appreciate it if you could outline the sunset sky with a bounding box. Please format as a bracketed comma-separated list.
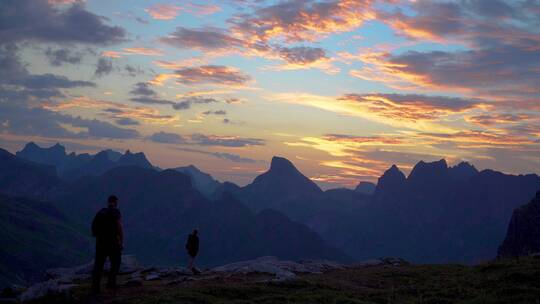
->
[1, 0, 539, 188]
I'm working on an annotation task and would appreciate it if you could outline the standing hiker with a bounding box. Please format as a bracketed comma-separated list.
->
[185, 229, 200, 274]
[91, 195, 123, 293]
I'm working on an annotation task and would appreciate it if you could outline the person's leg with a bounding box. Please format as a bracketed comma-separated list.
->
[91, 244, 107, 293]
[192, 255, 200, 274]
[107, 247, 122, 288]
[187, 255, 194, 269]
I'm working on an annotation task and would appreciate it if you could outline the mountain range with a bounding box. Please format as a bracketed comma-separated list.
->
[2, 142, 540, 287]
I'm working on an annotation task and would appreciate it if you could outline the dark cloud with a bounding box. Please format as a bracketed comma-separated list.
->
[373, 0, 540, 97]
[160, 27, 244, 50]
[190, 133, 265, 147]
[94, 58, 113, 77]
[387, 47, 540, 97]
[202, 110, 227, 116]
[130, 97, 175, 106]
[466, 113, 536, 127]
[175, 147, 257, 163]
[146, 132, 263, 148]
[20, 74, 95, 89]
[172, 97, 219, 110]
[0, 103, 140, 139]
[175, 65, 251, 86]
[146, 131, 186, 144]
[159, 26, 330, 68]
[115, 117, 140, 126]
[45, 48, 83, 66]
[0, 0, 126, 45]
[0, 44, 94, 105]
[465, 0, 517, 18]
[229, 0, 374, 43]
[130, 82, 156, 96]
[277, 46, 327, 64]
[124, 65, 144, 77]
[129, 82, 219, 110]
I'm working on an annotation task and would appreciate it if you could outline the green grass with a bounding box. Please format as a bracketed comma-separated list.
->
[31, 257, 540, 304]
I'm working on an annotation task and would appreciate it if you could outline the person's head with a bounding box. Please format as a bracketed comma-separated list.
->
[192, 229, 198, 236]
[107, 195, 119, 208]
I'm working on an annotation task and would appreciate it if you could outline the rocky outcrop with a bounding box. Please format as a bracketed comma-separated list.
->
[498, 191, 540, 257]
[46, 255, 141, 281]
[13, 255, 142, 302]
[213, 256, 344, 281]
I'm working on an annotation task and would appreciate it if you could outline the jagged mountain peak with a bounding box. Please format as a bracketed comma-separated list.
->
[118, 150, 153, 168]
[375, 164, 406, 195]
[269, 156, 298, 173]
[92, 150, 112, 160]
[449, 161, 479, 181]
[16, 142, 68, 167]
[408, 159, 448, 181]
[19, 142, 66, 154]
[381, 164, 406, 180]
[244, 156, 322, 205]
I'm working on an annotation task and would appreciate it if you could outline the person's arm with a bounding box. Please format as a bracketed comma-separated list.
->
[117, 219, 124, 249]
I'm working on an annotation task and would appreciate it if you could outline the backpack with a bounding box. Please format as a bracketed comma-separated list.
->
[91, 208, 108, 237]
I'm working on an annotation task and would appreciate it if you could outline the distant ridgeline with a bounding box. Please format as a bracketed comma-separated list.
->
[1, 142, 540, 287]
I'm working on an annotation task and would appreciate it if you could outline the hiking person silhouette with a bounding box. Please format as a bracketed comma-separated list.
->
[90, 195, 124, 294]
[185, 229, 200, 274]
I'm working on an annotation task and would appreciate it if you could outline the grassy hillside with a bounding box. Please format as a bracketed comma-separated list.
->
[31, 256, 540, 304]
[0, 195, 92, 287]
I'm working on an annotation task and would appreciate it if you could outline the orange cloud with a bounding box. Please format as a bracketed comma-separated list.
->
[48, 0, 82, 4]
[44, 97, 178, 125]
[123, 47, 164, 56]
[101, 51, 123, 58]
[271, 92, 484, 131]
[339, 93, 486, 122]
[465, 114, 537, 127]
[145, 3, 220, 20]
[414, 131, 536, 148]
[145, 4, 182, 20]
[230, 0, 376, 43]
[174, 65, 251, 87]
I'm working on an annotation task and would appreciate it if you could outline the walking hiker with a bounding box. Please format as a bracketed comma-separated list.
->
[91, 195, 124, 294]
[185, 229, 200, 274]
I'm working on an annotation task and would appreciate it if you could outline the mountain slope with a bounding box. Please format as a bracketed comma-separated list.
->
[174, 165, 221, 198]
[0, 148, 60, 198]
[0, 194, 92, 288]
[498, 191, 540, 257]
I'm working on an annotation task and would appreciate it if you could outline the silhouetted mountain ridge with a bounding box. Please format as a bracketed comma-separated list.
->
[3, 142, 540, 270]
[55, 165, 347, 266]
[498, 191, 540, 257]
[16, 142, 155, 180]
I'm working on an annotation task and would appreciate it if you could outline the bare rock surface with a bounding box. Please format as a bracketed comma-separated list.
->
[18, 280, 77, 302]
[46, 255, 141, 281]
[212, 256, 344, 281]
